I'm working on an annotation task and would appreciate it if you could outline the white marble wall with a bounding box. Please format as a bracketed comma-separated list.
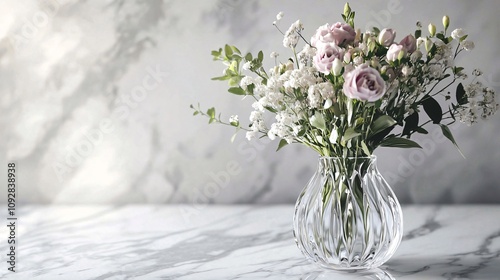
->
[1, 0, 499, 204]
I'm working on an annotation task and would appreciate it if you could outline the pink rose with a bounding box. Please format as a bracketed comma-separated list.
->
[311, 22, 355, 47]
[311, 24, 335, 47]
[386, 44, 406, 62]
[343, 64, 386, 102]
[399, 34, 417, 53]
[313, 43, 344, 74]
[330, 22, 356, 45]
[378, 28, 396, 47]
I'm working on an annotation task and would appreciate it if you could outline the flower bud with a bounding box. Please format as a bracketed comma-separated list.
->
[425, 38, 433, 52]
[344, 52, 352, 63]
[332, 58, 343, 76]
[398, 49, 406, 61]
[428, 23, 436, 37]
[442, 15, 450, 30]
[378, 28, 396, 47]
[399, 34, 417, 53]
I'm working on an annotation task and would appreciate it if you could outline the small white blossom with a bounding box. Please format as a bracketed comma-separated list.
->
[229, 115, 239, 124]
[353, 56, 364, 66]
[276, 11, 284, 20]
[472, 68, 483, 76]
[401, 65, 412, 77]
[451, 28, 465, 40]
[270, 52, 279, 58]
[246, 130, 258, 141]
[240, 76, 254, 90]
[249, 110, 263, 122]
[242, 61, 251, 70]
[429, 64, 444, 79]
[461, 40, 475, 51]
[283, 20, 303, 48]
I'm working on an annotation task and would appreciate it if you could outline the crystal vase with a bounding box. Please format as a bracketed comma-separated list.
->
[293, 156, 403, 270]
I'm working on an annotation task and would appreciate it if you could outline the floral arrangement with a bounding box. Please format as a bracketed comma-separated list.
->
[192, 3, 498, 158]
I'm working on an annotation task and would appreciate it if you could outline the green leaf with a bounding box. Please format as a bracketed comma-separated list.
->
[380, 137, 422, 149]
[258, 51, 264, 62]
[415, 29, 422, 39]
[453, 66, 464, 75]
[361, 141, 371, 156]
[415, 127, 429, 134]
[439, 124, 465, 158]
[402, 112, 419, 136]
[276, 139, 289, 151]
[310, 112, 326, 131]
[211, 50, 221, 57]
[231, 45, 241, 54]
[245, 53, 252, 61]
[422, 96, 442, 124]
[228, 87, 246, 95]
[211, 75, 230, 81]
[193, 111, 199, 116]
[206, 107, 215, 119]
[436, 33, 448, 43]
[228, 77, 240, 87]
[342, 127, 361, 142]
[224, 44, 233, 58]
[370, 115, 397, 136]
[264, 106, 277, 113]
[456, 83, 467, 105]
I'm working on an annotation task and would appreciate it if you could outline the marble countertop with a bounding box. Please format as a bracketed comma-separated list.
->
[1, 205, 499, 280]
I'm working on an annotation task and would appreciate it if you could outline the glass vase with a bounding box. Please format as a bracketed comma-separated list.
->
[293, 156, 403, 270]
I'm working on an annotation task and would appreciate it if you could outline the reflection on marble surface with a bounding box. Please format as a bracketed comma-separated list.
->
[1, 205, 500, 279]
[0, 0, 499, 204]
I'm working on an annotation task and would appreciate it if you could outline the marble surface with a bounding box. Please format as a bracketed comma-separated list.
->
[1, 205, 500, 279]
[1, 0, 500, 204]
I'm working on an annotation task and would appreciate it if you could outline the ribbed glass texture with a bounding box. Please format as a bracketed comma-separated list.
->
[293, 156, 403, 270]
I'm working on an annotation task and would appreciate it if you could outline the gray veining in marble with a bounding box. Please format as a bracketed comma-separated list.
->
[1, 205, 500, 279]
[0, 0, 499, 204]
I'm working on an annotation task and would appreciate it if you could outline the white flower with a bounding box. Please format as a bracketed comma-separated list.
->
[267, 130, 276, 140]
[451, 28, 465, 40]
[242, 61, 251, 70]
[461, 40, 475, 51]
[483, 88, 495, 103]
[401, 65, 412, 77]
[429, 64, 443, 78]
[353, 56, 364, 65]
[246, 130, 258, 141]
[229, 115, 239, 124]
[283, 20, 303, 48]
[276, 12, 284, 21]
[240, 76, 254, 90]
[472, 69, 483, 76]
[332, 58, 343, 76]
[270, 52, 279, 58]
[283, 34, 299, 48]
[249, 110, 263, 122]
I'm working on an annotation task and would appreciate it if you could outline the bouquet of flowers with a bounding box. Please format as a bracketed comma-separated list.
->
[192, 3, 498, 158]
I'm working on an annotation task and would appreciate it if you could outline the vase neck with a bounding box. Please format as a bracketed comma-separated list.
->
[318, 156, 377, 176]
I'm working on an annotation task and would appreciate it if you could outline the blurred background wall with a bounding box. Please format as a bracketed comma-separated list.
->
[1, 0, 499, 204]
